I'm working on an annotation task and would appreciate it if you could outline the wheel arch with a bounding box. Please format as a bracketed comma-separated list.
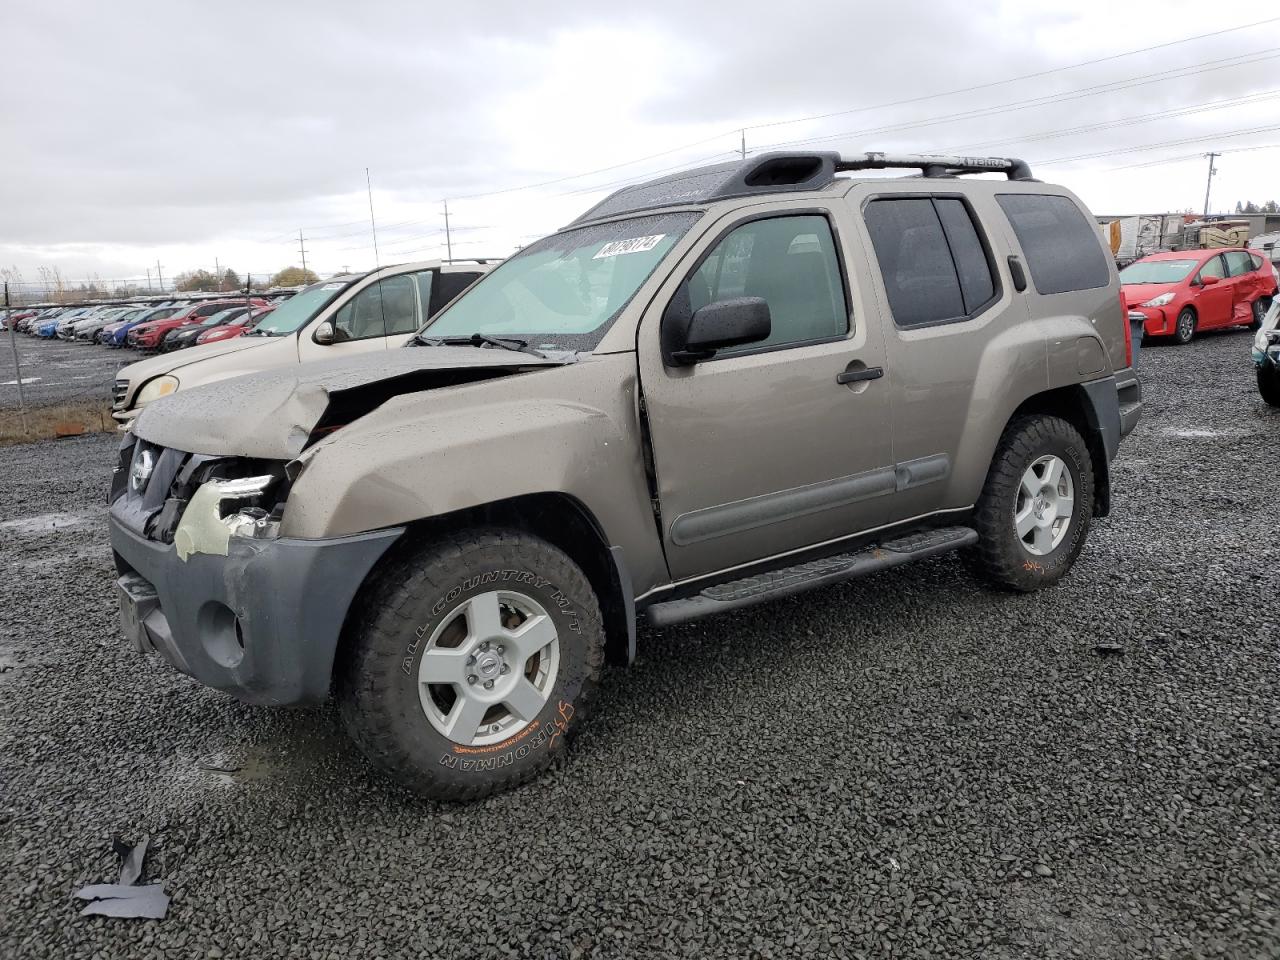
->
[348, 492, 635, 671]
[1010, 385, 1112, 517]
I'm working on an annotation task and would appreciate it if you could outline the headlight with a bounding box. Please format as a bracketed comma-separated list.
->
[1140, 293, 1175, 308]
[134, 375, 180, 406]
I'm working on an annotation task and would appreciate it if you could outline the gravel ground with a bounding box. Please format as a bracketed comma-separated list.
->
[2, 328, 1278, 959]
[0, 335, 131, 410]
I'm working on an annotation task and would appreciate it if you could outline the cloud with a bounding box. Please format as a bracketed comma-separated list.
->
[3, 0, 1278, 282]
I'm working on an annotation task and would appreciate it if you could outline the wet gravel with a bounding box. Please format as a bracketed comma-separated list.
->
[2, 328, 1279, 959]
[0, 335, 129, 410]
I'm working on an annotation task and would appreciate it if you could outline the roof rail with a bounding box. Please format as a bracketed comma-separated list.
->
[834, 152, 1036, 181]
[568, 150, 1037, 226]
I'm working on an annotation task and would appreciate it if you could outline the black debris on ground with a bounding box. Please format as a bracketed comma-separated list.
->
[1, 329, 1278, 959]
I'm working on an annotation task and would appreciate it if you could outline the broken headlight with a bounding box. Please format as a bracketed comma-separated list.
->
[173, 474, 284, 561]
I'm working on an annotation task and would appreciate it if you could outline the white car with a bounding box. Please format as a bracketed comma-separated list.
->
[113, 260, 493, 424]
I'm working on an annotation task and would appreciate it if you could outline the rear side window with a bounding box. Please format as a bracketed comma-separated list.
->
[996, 194, 1110, 294]
[862, 197, 997, 328]
[1224, 250, 1254, 276]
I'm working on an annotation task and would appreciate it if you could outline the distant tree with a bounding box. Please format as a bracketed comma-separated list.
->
[219, 268, 241, 291]
[270, 266, 319, 287]
[175, 269, 219, 292]
[1265, 201, 1279, 214]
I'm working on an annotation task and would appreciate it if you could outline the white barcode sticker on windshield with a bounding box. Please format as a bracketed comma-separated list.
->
[593, 235, 666, 259]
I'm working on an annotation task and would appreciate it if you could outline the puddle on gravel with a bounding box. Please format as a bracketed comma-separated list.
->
[195, 750, 278, 786]
[1161, 426, 1242, 439]
[0, 510, 101, 535]
[177, 722, 349, 791]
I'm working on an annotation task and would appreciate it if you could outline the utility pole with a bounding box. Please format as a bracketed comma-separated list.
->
[4, 283, 29, 436]
[297, 229, 309, 277]
[443, 199, 453, 260]
[740, 129, 747, 160]
[1203, 152, 1220, 217]
[146, 268, 153, 293]
[155, 260, 164, 293]
[214, 257, 220, 290]
[365, 167, 381, 270]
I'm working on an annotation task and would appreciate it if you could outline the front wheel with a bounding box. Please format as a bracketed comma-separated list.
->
[337, 529, 604, 800]
[1259, 365, 1280, 407]
[970, 415, 1095, 592]
[1173, 308, 1197, 345]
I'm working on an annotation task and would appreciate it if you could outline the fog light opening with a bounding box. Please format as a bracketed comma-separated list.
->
[198, 601, 245, 668]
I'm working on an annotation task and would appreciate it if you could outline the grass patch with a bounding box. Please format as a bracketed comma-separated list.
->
[0, 400, 116, 446]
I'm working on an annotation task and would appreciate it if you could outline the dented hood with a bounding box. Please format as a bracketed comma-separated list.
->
[133, 346, 569, 459]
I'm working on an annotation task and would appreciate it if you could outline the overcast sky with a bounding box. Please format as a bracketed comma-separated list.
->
[3, 1, 1279, 288]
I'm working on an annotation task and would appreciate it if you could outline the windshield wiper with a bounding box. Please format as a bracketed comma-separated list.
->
[416, 332, 546, 358]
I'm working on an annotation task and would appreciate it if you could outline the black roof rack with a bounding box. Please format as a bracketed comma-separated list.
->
[569, 150, 1036, 225]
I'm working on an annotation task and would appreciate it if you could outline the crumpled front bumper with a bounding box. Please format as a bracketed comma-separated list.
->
[110, 512, 402, 705]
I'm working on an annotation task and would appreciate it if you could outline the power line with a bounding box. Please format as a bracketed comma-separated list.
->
[247, 18, 1280, 241]
[742, 16, 1280, 134]
[750, 48, 1280, 155]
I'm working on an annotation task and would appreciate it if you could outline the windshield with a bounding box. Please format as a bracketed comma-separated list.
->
[1120, 259, 1197, 285]
[200, 308, 244, 326]
[251, 282, 351, 335]
[420, 212, 699, 351]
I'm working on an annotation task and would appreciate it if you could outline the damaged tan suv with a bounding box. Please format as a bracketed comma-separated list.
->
[110, 152, 1141, 799]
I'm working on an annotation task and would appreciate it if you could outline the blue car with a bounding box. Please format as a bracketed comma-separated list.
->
[35, 316, 65, 337]
[105, 305, 181, 346]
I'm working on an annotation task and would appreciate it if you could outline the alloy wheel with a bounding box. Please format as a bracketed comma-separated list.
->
[416, 590, 560, 746]
[1014, 455, 1075, 556]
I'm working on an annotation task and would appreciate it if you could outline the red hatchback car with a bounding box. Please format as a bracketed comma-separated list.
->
[1120, 248, 1278, 344]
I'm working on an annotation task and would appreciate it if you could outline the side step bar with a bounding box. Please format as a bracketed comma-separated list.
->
[645, 526, 978, 628]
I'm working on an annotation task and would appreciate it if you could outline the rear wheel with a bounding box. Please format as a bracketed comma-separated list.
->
[1173, 308, 1196, 345]
[970, 415, 1095, 592]
[337, 529, 604, 800]
[1259, 365, 1280, 407]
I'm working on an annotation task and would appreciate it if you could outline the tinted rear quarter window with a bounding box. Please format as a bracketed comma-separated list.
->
[997, 194, 1110, 295]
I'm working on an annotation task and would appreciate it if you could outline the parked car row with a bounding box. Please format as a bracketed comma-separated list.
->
[0, 296, 279, 351]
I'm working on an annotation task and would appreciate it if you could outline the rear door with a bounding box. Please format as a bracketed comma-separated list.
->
[637, 200, 896, 581]
[855, 185, 1032, 520]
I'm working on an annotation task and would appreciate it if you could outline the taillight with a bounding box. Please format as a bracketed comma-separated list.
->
[1120, 291, 1133, 368]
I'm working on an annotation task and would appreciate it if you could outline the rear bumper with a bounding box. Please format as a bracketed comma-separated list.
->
[1115, 367, 1142, 440]
[110, 512, 403, 705]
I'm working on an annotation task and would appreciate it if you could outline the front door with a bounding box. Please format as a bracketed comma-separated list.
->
[1194, 254, 1231, 328]
[298, 272, 427, 362]
[638, 204, 895, 581]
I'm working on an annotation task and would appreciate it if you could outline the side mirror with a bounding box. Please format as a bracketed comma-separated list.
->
[1201, 274, 1220, 286]
[313, 320, 335, 345]
[662, 294, 771, 366]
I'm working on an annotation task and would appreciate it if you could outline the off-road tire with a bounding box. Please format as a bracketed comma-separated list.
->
[337, 529, 604, 800]
[1173, 307, 1196, 345]
[1258, 365, 1280, 407]
[970, 415, 1095, 592]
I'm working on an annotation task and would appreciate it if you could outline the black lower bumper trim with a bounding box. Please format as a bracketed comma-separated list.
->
[110, 514, 403, 705]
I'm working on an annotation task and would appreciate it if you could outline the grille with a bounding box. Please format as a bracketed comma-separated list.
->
[111, 379, 128, 412]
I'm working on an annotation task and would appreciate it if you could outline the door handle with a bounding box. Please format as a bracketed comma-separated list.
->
[836, 366, 884, 385]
